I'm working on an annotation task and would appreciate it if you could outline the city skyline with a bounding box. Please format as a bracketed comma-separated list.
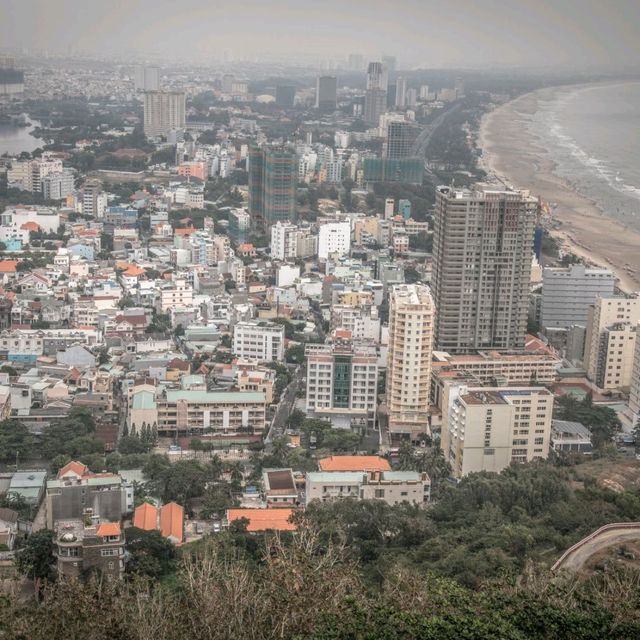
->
[1, 0, 639, 68]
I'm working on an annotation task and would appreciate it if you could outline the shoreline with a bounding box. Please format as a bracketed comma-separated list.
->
[478, 83, 640, 293]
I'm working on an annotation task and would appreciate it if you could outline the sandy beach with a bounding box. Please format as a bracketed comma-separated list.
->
[479, 86, 640, 293]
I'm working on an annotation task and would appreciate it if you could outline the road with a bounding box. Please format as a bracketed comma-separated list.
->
[552, 523, 640, 571]
[265, 365, 304, 446]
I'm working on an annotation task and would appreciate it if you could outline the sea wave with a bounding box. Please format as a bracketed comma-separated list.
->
[533, 87, 640, 208]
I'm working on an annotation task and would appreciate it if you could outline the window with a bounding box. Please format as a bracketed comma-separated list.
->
[374, 489, 385, 498]
[101, 548, 119, 557]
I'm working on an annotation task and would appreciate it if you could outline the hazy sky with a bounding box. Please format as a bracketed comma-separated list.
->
[1, 0, 639, 67]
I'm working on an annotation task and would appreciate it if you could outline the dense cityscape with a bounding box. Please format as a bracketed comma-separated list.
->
[0, 1, 640, 637]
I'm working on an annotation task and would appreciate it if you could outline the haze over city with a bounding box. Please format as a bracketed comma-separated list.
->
[1, 0, 640, 67]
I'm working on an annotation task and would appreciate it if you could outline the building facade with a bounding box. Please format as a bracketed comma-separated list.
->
[248, 145, 297, 229]
[143, 90, 186, 138]
[156, 390, 266, 436]
[318, 221, 351, 260]
[541, 265, 615, 330]
[584, 295, 640, 390]
[305, 470, 430, 506]
[233, 320, 285, 362]
[315, 76, 337, 111]
[444, 387, 553, 478]
[305, 340, 378, 426]
[432, 186, 537, 353]
[386, 284, 435, 440]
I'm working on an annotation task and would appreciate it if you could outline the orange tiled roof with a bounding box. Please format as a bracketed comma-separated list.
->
[160, 502, 184, 542]
[57, 460, 89, 478]
[227, 508, 296, 532]
[123, 265, 145, 277]
[133, 502, 158, 531]
[96, 522, 121, 537]
[20, 221, 41, 232]
[174, 226, 195, 236]
[318, 455, 391, 472]
[0, 261, 18, 273]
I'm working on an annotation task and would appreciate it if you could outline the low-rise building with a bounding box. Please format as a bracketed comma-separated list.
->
[46, 461, 133, 529]
[155, 389, 266, 437]
[305, 470, 431, 506]
[132, 501, 185, 544]
[262, 469, 298, 507]
[54, 520, 125, 581]
[551, 420, 593, 454]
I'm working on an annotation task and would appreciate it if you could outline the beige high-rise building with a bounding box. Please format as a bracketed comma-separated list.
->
[143, 91, 185, 138]
[386, 284, 435, 440]
[444, 386, 553, 478]
[626, 335, 640, 425]
[584, 295, 640, 391]
[432, 185, 538, 354]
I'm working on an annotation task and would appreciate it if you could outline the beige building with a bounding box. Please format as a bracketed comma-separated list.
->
[158, 279, 193, 312]
[431, 348, 560, 394]
[444, 387, 553, 478]
[386, 284, 435, 440]
[627, 337, 640, 425]
[237, 367, 275, 404]
[584, 295, 640, 391]
[156, 389, 266, 436]
[305, 470, 430, 506]
[143, 90, 186, 138]
[432, 186, 537, 353]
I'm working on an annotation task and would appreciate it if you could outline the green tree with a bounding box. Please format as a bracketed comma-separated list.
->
[15, 529, 56, 582]
[0, 419, 34, 463]
[124, 526, 176, 579]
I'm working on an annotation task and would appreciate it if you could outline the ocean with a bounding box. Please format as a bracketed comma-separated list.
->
[529, 81, 640, 230]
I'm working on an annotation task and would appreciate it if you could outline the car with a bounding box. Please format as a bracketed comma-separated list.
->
[213, 522, 221, 533]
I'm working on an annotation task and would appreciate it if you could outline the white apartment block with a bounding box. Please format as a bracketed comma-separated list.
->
[584, 295, 640, 390]
[305, 470, 430, 506]
[233, 321, 285, 362]
[158, 279, 194, 312]
[318, 222, 351, 260]
[270, 222, 298, 261]
[305, 341, 378, 425]
[42, 170, 75, 201]
[542, 265, 615, 330]
[331, 304, 381, 342]
[143, 91, 186, 138]
[386, 284, 435, 440]
[445, 387, 553, 478]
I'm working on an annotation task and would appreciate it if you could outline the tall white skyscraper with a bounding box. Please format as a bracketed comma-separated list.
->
[386, 284, 435, 440]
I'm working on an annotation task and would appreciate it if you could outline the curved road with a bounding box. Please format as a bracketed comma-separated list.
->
[552, 523, 640, 571]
